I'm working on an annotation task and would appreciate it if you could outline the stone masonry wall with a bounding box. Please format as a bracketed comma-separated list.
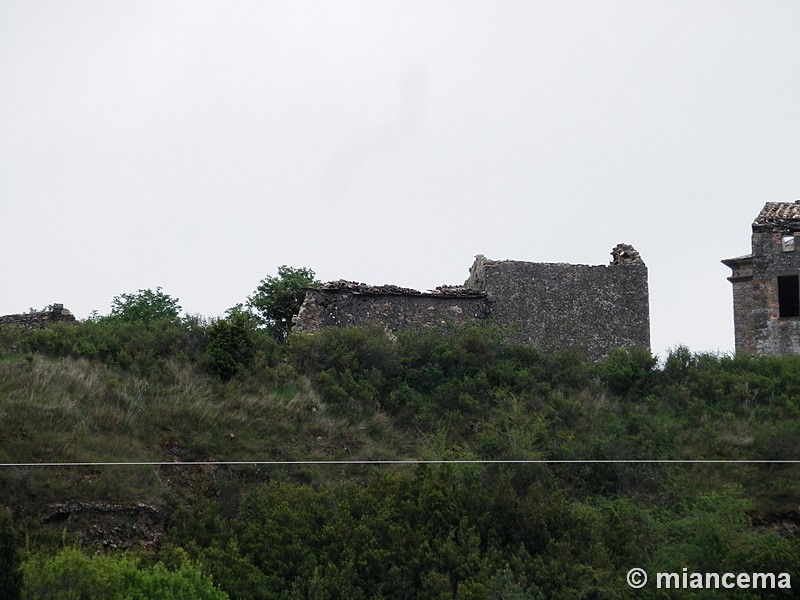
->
[293, 282, 489, 334]
[465, 252, 650, 358]
[748, 228, 800, 355]
[294, 245, 651, 359]
[722, 202, 800, 357]
[726, 260, 756, 355]
[0, 304, 76, 328]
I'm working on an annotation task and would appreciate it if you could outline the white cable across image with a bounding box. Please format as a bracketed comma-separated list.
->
[1, 459, 799, 467]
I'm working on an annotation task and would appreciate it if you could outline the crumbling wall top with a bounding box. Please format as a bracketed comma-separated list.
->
[610, 243, 644, 266]
[466, 245, 645, 284]
[311, 280, 485, 298]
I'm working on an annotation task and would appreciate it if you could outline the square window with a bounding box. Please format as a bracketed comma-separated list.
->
[782, 235, 795, 252]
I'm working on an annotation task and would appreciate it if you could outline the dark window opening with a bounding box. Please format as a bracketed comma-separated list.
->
[778, 275, 800, 318]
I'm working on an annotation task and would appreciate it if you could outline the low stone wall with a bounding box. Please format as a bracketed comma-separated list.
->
[294, 281, 489, 333]
[0, 304, 77, 328]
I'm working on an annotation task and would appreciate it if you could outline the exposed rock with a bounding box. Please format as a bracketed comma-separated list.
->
[750, 506, 800, 538]
[46, 501, 163, 550]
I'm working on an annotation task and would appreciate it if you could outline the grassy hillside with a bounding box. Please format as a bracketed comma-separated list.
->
[1, 318, 799, 598]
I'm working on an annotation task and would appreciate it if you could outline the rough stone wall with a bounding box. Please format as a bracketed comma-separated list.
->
[294, 244, 651, 359]
[293, 282, 489, 334]
[0, 304, 76, 328]
[723, 256, 756, 354]
[465, 251, 650, 358]
[734, 228, 800, 355]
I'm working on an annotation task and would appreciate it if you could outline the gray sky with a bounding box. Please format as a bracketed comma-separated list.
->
[2, 0, 800, 358]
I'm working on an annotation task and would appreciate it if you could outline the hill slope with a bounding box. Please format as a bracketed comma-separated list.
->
[1, 321, 799, 598]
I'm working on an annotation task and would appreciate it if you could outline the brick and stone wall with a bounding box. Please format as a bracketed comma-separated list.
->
[734, 233, 800, 356]
[723, 256, 756, 354]
[723, 202, 800, 356]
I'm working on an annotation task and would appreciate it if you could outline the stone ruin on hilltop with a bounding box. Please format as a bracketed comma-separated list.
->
[0, 303, 76, 329]
[293, 243, 651, 360]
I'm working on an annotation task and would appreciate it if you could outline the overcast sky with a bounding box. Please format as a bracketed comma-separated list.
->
[2, 1, 800, 357]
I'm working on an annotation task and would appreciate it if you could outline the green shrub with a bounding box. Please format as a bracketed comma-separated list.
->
[22, 547, 227, 599]
[205, 308, 278, 381]
[287, 326, 396, 416]
[0, 317, 205, 375]
[0, 508, 21, 600]
[598, 347, 657, 399]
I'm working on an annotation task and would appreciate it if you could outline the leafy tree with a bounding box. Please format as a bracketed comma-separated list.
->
[206, 306, 269, 381]
[106, 287, 182, 323]
[21, 547, 228, 599]
[0, 508, 21, 600]
[197, 541, 272, 600]
[248, 266, 319, 342]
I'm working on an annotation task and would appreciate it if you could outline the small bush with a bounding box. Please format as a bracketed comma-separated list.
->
[598, 347, 657, 399]
[205, 308, 278, 381]
[0, 317, 207, 376]
[287, 326, 396, 416]
[0, 508, 21, 600]
[22, 547, 228, 599]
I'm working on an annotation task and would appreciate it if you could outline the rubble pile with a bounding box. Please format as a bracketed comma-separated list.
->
[316, 280, 423, 295]
[610, 243, 643, 266]
[314, 281, 485, 297]
[430, 285, 486, 297]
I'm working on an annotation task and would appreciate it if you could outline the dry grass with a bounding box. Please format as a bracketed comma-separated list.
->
[0, 354, 410, 515]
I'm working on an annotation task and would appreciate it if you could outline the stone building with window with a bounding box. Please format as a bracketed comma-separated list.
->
[722, 201, 800, 355]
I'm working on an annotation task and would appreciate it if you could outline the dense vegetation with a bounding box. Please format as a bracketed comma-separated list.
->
[1, 280, 799, 598]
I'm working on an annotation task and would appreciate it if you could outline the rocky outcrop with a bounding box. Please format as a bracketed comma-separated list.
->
[45, 501, 163, 550]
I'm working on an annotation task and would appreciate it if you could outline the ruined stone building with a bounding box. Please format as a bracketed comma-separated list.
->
[723, 201, 800, 355]
[0, 304, 76, 328]
[294, 244, 651, 359]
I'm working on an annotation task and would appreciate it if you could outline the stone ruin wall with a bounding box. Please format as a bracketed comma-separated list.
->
[294, 244, 650, 359]
[293, 283, 490, 334]
[0, 304, 76, 328]
[467, 252, 650, 358]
